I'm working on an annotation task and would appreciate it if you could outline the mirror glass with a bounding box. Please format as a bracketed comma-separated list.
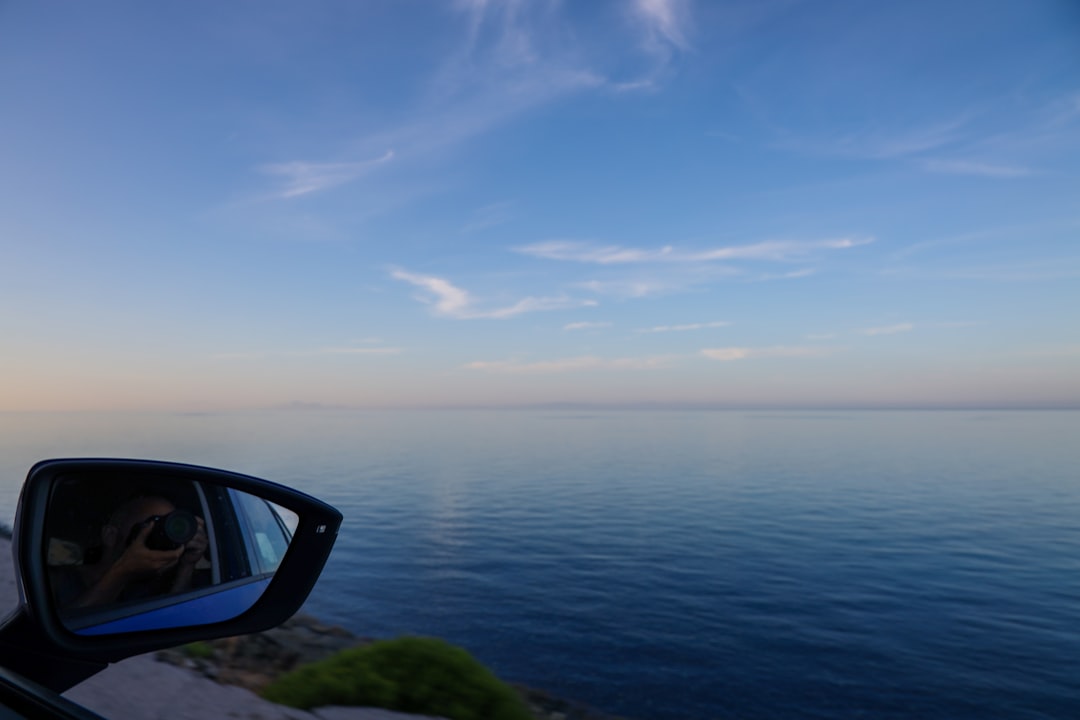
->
[44, 470, 297, 635]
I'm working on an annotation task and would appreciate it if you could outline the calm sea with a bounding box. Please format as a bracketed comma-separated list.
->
[1, 410, 1078, 719]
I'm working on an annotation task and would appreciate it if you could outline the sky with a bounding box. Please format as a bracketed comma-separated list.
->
[1, 0, 1078, 411]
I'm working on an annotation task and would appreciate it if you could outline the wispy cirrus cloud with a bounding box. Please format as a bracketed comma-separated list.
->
[860, 323, 914, 336]
[575, 263, 743, 299]
[777, 116, 971, 161]
[612, 0, 693, 91]
[701, 346, 831, 361]
[464, 355, 674, 374]
[637, 321, 730, 333]
[260, 150, 395, 199]
[777, 90, 1079, 175]
[576, 278, 700, 298]
[461, 201, 515, 233]
[255, 1, 700, 207]
[943, 92, 1080, 172]
[482, 295, 597, 319]
[920, 159, 1032, 178]
[636, 0, 691, 51]
[254, 4, 604, 207]
[392, 269, 596, 319]
[755, 268, 817, 281]
[851, 118, 971, 159]
[890, 220, 1080, 262]
[519, 237, 872, 264]
[564, 321, 612, 331]
[377, 0, 611, 154]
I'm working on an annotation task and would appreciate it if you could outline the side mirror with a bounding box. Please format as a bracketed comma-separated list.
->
[0, 459, 342, 692]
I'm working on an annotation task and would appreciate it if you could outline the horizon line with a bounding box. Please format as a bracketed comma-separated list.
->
[3, 402, 1079, 414]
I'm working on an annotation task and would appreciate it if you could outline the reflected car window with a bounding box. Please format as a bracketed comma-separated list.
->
[231, 490, 291, 575]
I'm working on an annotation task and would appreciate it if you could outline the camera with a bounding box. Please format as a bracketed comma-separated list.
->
[125, 509, 198, 551]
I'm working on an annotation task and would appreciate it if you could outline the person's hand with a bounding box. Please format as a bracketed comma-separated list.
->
[113, 522, 184, 577]
[179, 517, 208, 567]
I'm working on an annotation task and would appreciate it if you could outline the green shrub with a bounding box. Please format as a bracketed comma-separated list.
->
[261, 636, 531, 720]
[181, 641, 214, 660]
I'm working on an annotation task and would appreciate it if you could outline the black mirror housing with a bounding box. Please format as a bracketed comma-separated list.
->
[0, 459, 342, 692]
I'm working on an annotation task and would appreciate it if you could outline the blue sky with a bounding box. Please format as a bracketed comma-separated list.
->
[1, 0, 1078, 411]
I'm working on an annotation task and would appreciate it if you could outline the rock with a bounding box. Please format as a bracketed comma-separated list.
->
[154, 615, 634, 720]
[515, 684, 633, 720]
[156, 613, 370, 693]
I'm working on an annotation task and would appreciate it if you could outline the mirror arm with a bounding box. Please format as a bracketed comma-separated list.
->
[0, 609, 106, 693]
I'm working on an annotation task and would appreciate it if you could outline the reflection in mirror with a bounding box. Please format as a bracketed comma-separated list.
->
[45, 471, 296, 635]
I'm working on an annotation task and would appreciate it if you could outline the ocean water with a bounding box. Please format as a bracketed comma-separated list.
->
[1, 410, 1078, 719]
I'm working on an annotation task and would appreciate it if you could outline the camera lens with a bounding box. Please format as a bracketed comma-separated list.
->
[158, 510, 197, 547]
[123, 509, 199, 550]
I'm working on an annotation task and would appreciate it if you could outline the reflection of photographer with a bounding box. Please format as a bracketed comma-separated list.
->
[52, 496, 208, 609]
[126, 508, 199, 551]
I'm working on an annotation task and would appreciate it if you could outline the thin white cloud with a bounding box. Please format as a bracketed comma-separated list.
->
[577, 278, 690, 298]
[805, 333, 837, 341]
[958, 91, 1080, 164]
[461, 201, 514, 233]
[612, 79, 658, 93]
[921, 159, 1033, 178]
[635, 0, 690, 51]
[482, 295, 598, 319]
[861, 323, 914, 336]
[391, 270, 472, 317]
[610, 0, 693, 92]
[637, 321, 730, 333]
[380, 1, 605, 157]
[576, 263, 743, 298]
[260, 150, 395, 199]
[861, 118, 971, 159]
[464, 355, 674, 374]
[692, 239, 871, 262]
[755, 268, 817, 281]
[457, 0, 540, 66]
[524, 241, 663, 264]
[392, 269, 595, 319]
[519, 237, 872, 264]
[780, 90, 1078, 173]
[781, 116, 971, 161]
[564, 321, 612, 331]
[701, 346, 831, 361]
[889, 220, 1080, 264]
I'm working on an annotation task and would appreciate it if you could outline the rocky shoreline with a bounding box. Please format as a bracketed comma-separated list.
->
[155, 613, 631, 720]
